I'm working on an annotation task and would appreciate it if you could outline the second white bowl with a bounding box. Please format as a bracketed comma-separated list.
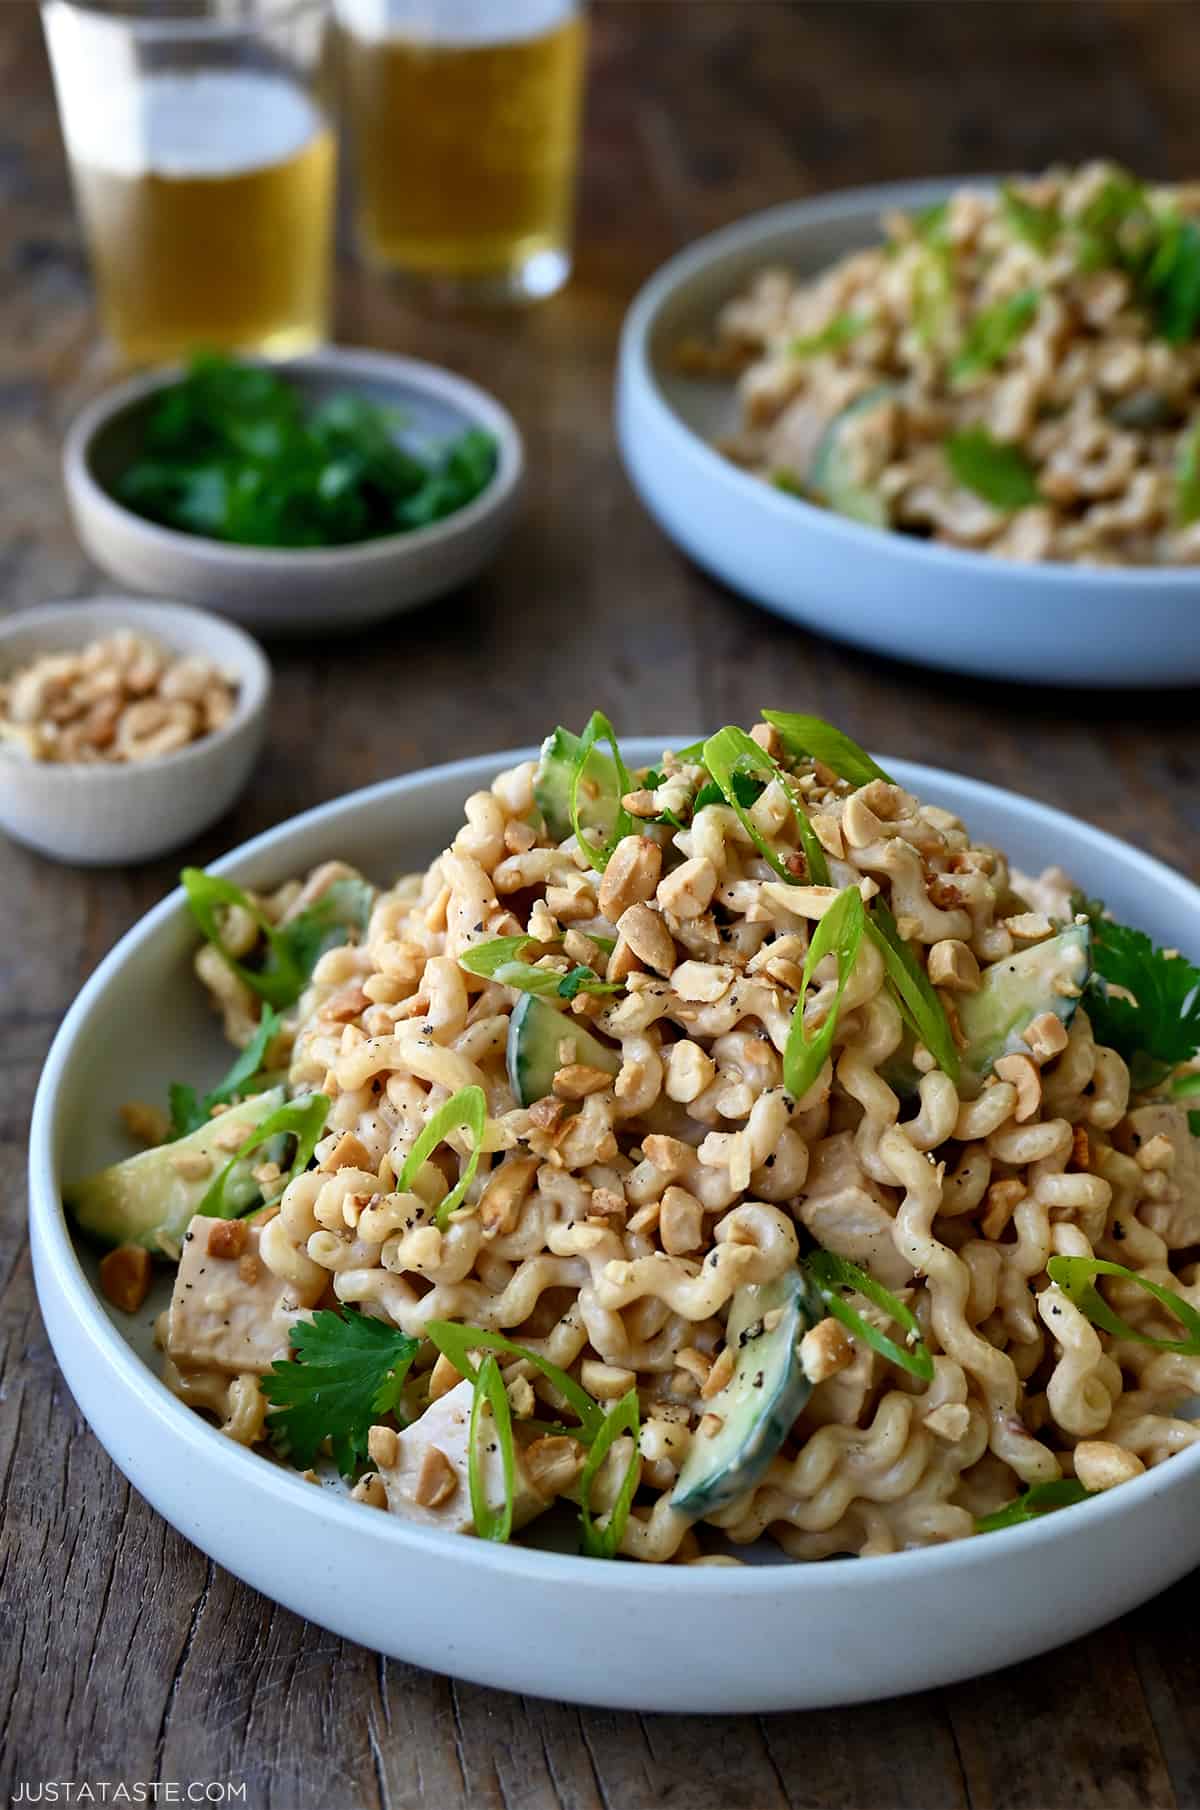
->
[617, 179, 1200, 688]
[63, 348, 525, 637]
[0, 597, 270, 864]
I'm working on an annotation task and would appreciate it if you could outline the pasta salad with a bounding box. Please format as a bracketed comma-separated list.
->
[692, 164, 1200, 564]
[68, 714, 1200, 1563]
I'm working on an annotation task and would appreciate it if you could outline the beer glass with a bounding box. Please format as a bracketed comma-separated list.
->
[337, 0, 586, 303]
[42, 0, 336, 364]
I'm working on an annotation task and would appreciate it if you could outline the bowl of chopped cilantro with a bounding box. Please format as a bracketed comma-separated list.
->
[64, 349, 524, 635]
[618, 168, 1200, 686]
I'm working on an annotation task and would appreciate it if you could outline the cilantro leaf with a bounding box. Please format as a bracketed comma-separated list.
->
[167, 1006, 282, 1139]
[999, 183, 1061, 253]
[262, 1309, 420, 1478]
[182, 868, 374, 1010]
[117, 355, 498, 548]
[789, 313, 865, 358]
[1073, 895, 1200, 1087]
[944, 427, 1040, 510]
[952, 289, 1040, 380]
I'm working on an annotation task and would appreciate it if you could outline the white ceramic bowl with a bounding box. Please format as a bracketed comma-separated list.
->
[63, 348, 525, 637]
[617, 179, 1200, 688]
[0, 597, 270, 865]
[29, 742, 1200, 1710]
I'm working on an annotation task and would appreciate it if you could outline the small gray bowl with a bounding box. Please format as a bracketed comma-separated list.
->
[63, 347, 525, 638]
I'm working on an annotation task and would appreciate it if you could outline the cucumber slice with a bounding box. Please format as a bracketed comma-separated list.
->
[506, 994, 620, 1107]
[670, 1268, 826, 1518]
[533, 726, 623, 847]
[807, 386, 895, 528]
[958, 924, 1090, 1096]
[65, 1086, 285, 1255]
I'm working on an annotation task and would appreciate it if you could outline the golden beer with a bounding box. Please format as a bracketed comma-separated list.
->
[339, 1, 586, 298]
[66, 71, 335, 363]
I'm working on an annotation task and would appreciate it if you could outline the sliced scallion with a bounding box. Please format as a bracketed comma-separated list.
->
[424, 1320, 606, 1443]
[570, 711, 636, 871]
[865, 899, 961, 1083]
[468, 1353, 516, 1542]
[806, 1247, 934, 1381]
[761, 711, 894, 786]
[198, 1091, 329, 1218]
[782, 884, 865, 1101]
[397, 1085, 488, 1231]
[1046, 1255, 1200, 1355]
[579, 1386, 641, 1559]
[703, 725, 830, 886]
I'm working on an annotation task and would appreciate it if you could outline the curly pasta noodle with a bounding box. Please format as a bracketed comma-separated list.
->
[161, 724, 1200, 1562]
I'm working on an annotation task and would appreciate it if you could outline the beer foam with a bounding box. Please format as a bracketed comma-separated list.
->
[60, 70, 325, 181]
[337, 0, 575, 48]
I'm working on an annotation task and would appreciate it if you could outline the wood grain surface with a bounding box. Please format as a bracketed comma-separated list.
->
[4, 3, 1200, 1805]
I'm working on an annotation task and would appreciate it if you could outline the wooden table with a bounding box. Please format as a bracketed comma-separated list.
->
[4, 3, 1200, 1804]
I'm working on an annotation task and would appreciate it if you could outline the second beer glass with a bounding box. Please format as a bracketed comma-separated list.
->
[337, 0, 586, 303]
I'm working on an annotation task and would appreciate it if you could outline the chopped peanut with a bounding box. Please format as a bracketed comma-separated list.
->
[99, 1244, 152, 1314]
[318, 1131, 374, 1173]
[428, 1352, 464, 1402]
[700, 1346, 735, 1399]
[799, 1317, 854, 1384]
[206, 1218, 248, 1260]
[479, 1154, 539, 1236]
[660, 1184, 704, 1255]
[927, 939, 981, 993]
[616, 901, 676, 976]
[580, 1359, 638, 1400]
[598, 835, 663, 922]
[1022, 1011, 1070, 1062]
[414, 1445, 459, 1508]
[698, 1412, 725, 1439]
[994, 1052, 1042, 1122]
[656, 857, 718, 921]
[552, 1062, 615, 1100]
[367, 1425, 400, 1469]
[1073, 1441, 1145, 1492]
[524, 1435, 584, 1496]
[118, 1101, 171, 1147]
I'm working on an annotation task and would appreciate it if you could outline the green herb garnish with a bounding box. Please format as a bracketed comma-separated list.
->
[468, 1353, 517, 1543]
[975, 1479, 1092, 1534]
[182, 868, 374, 1010]
[952, 289, 1039, 380]
[569, 712, 636, 872]
[1072, 896, 1200, 1089]
[458, 937, 621, 1001]
[703, 726, 830, 886]
[197, 1091, 329, 1218]
[1175, 421, 1200, 526]
[999, 182, 1061, 253]
[397, 1086, 487, 1231]
[168, 1005, 282, 1139]
[865, 899, 961, 1083]
[944, 426, 1041, 510]
[579, 1387, 641, 1559]
[261, 1308, 420, 1477]
[424, 1320, 606, 1443]
[1047, 1255, 1200, 1355]
[806, 1248, 934, 1381]
[761, 710, 893, 786]
[789, 314, 865, 358]
[783, 884, 866, 1101]
[117, 354, 498, 548]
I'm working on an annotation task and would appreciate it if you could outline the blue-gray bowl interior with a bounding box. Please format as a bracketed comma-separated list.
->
[85, 361, 497, 524]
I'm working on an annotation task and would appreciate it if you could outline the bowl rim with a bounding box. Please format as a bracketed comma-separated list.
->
[620, 174, 1200, 590]
[28, 740, 1200, 1594]
[62, 345, 525, 573]
[0, 595, 271, 779]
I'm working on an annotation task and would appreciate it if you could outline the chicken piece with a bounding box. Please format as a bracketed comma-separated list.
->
[373, 1381, 551, 1536]
[1121, 1103, 1200, 1249]
[796, 1132, 912, 1289]
[166, 1216, 310, 1375]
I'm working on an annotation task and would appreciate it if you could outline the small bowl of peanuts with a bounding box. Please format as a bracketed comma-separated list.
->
[0, 596, 270, 864]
